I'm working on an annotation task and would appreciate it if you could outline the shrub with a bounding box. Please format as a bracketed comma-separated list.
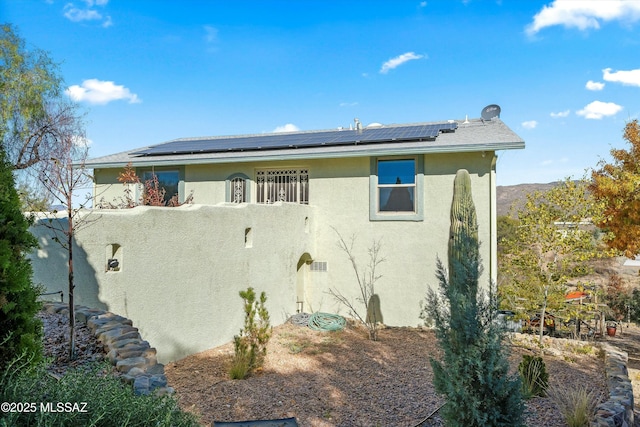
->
[424, 170, 524, 426]
[328, 228, 385, 341]
[230, 287, 271, 379]
[0, 148, 42, 370]
[547, 384, 599, 427]
[518, 355, 548, 398]
[0, 356, 200, 427]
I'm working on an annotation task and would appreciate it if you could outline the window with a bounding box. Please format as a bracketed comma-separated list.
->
[226, 174, 250, 203]
[231, 177, 246, 203]
[377, 159, 416, 212]
[370, 157, 423, 221]
[256, 169, 309, 204]
[142, 170, 180, 204]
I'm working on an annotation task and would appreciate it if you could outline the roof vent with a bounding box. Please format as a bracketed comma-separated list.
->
[354, 118, 363, 131]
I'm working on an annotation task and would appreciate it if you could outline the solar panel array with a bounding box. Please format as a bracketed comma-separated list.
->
[132, 122, 458, 156]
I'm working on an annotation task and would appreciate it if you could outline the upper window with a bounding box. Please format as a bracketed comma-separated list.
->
[370, 157, 423, 221]
[226, 173, 250, 203]
[230, 177, 246, 203]
[142, 170, 180, 204]
[256, 169, 309, 204]
[377, 159, 416, 212]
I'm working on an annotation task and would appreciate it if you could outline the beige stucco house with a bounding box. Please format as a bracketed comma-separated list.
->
[31, 115, 524, 363]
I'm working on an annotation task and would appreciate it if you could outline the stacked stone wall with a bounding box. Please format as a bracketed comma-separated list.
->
[43, 302, 170, 396]
[592, 344, 634, 427]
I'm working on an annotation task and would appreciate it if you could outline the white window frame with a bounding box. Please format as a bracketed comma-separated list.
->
[369, 156, 424, 221]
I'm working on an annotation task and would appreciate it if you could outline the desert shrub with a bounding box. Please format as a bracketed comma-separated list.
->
[230, 287, 271, 379]
[0, 356, 199, 427]
[518, 355, 548, 398]
[328, 228, 385, 341]
[547, 384, 599, 427]
[0, 148, 42, 370]
[424, 170, 524, 426]
[229, 350, 251, 380]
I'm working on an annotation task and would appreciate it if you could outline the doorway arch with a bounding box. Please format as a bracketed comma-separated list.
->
[296, 253, 313, 313]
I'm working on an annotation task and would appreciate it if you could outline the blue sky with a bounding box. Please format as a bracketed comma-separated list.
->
[3, 0, 640, 185]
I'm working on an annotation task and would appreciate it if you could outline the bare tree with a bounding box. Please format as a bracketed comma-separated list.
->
[328, 227, 385, 341]
[37, 117, 92, 360]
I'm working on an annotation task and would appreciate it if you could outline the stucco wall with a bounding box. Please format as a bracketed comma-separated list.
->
[303, 152, 495, 326]
[50, 152, 496, 361]
[30, 203, 314, 363]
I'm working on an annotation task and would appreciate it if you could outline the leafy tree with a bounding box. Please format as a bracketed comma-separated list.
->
[590, 119, 640, 258]
[0, 23, 74, 171]
[424, 169, 524, 426]
[604, 274, 630, 322]
[629, 288, 640, 323]
[498, 179, 613, 344]
[16, 180, 50, 211]
[497, 215, 519, 251]
[0, 147, 42, 369]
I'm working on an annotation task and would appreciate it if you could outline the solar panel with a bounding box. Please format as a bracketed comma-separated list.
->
[132, 122, 458, 156]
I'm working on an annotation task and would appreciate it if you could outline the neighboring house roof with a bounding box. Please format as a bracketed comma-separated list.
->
[85, 117, 524, 169]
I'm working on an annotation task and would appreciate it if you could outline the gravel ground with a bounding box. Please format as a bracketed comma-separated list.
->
[164, 321, 608, 427]
[37, 310, 106, 377]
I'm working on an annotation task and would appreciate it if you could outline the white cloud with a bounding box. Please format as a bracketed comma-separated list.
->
[272, 124, 300, 133]
[586, 80, 605, 91]
[204, 25, 218, 44]
[380, 52, 425, 74]
[603, 68, 640, 87]
[64, 4, 101, 22]
[63, 1, 112, 27]
[339, 101, 358, 107]
[550, 109, 570, 118]
[521, 120, 538, 129]
[526, 0, 640, 35]
[66, 79, 141, 105]
[576, 100, 623, 119]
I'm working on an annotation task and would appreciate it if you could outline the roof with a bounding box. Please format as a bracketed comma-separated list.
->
[84, 117, 524, 169]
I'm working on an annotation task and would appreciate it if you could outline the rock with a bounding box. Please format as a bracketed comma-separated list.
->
[149, 374, 167, 389]
[38, 305, 171, 399]
[116, 357, 150, 373]
[145, 363, 164, 375]
[133, 375, 151, 395]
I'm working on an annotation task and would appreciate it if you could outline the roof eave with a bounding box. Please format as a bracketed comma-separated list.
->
[82, 141, 525, 169]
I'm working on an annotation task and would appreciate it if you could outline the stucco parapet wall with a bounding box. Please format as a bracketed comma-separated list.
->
[42, 302, 172, 396]
[592, 343, 634, 427]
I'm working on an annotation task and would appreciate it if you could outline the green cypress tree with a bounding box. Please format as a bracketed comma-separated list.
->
[425, 169, 523, 426]
[0, 147, 42, 369]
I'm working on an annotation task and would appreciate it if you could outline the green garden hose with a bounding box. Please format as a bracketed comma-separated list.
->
[308, 312, 346, 331]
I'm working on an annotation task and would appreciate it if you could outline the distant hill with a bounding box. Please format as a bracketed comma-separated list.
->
[496, 182, 560, 217]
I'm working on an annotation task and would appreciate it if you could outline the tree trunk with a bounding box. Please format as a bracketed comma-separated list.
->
[67, 193, 76, 360]
[539, 285, 548, 354]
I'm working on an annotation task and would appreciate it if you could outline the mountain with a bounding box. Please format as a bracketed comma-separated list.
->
[496, 182, 559, 217]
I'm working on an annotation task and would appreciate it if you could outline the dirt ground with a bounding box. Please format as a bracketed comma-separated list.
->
[165, 321, 608, 427]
